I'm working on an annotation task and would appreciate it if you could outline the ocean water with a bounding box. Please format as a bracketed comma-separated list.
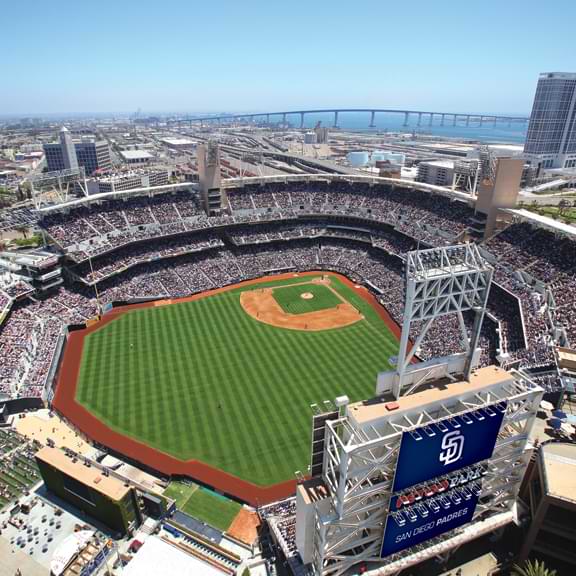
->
[281, 111, 527, 144]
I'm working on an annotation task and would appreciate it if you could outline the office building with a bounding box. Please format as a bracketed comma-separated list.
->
[524, 72, 576, 169]
[44, 130, 112, 175]
[36, 446, 141, 535]
[84, 169, 170, 195]
[416, 159, 455, 186]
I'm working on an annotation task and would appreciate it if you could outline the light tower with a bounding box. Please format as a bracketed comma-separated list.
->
[390, 243, 493, 400]
[59, 126, 79, 171]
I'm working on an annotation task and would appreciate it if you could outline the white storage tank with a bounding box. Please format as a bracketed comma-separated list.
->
[347, 151, 370, 166]
[371, 151, 405, 166]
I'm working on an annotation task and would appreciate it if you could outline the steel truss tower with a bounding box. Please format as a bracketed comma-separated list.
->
[29, 167, 87, 208]
[307, 371, 541, 576]
[393, 244, 493, 399]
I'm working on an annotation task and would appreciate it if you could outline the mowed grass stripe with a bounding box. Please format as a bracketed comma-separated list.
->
[76, 273, 399, 486]
[216, 294, 285, 481]
[200, 297, 250, 472]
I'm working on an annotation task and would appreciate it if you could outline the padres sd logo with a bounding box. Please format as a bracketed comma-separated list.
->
[439, 430, 464, 466]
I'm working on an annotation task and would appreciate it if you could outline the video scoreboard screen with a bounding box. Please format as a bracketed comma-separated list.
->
[381, 403, 506, 558]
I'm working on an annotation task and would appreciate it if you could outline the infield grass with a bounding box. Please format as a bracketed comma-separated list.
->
[75, 273, 400, 486]
[272, 282, 342, 315]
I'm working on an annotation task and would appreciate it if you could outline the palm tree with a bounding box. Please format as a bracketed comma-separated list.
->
[512, 559, 558, 576]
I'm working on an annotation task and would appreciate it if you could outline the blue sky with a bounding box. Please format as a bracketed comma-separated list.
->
[2, 0, 575, 115]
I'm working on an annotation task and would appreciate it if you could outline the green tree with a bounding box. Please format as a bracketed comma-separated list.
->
[512, 559, 558, 576]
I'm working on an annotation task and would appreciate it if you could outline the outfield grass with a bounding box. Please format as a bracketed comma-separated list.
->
[272, 282, 342, 315]
[76, 273, 399, 486]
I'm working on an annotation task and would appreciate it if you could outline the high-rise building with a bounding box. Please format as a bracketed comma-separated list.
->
[44, 128, 112, 175]
[524, 72, 576, 169]
[59, 126, 78, 170]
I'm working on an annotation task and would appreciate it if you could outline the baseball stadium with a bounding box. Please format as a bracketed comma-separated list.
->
[1, 169, 574, 574]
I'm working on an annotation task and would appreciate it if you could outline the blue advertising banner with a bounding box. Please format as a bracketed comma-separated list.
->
[392, 404, 506, 492]
[381, 492, 479, 557]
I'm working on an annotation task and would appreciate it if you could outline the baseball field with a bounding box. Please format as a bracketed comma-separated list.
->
[57, 272, 401, 502]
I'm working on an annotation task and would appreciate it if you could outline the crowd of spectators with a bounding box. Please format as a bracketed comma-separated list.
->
[0, 290, 10, 313]
[39, 191, 207, 260]
[0, 287, 97, 399]
[227, 181, 473, 247]
[259, 498, 298, 559]
[73, 233, 223, 283]
[4, 280, 34, 300]
[484, 222, 574, 351]
[1, 180, 574, 402]
[38, 181, 473, 262]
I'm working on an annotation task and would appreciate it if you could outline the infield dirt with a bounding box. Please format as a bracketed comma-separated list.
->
[240, 277, 363, 331]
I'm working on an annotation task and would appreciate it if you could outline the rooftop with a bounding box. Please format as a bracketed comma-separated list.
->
[540, 442, 576, 504]
[160, 137, 197, 146]
[506, 208, 576, 239]
[539, 72, 576, 80]
[348, 365, 513, 427]
[123, 535, 225, 576]
[421, 160, 455, 169]
[297, 477, 329, 505]
[36, 446, 131, 502]
[120, 150, 154, 160]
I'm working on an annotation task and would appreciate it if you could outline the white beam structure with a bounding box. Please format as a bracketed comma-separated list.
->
[393, 244, 493, 399]
[307, 370, 542, 576]
[29, 167, 87, 209]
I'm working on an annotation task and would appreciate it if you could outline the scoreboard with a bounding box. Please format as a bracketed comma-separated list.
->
[381, 403, 506, 557]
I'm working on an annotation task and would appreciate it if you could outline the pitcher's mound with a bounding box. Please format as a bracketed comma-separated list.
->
[301, 292, 314, 300]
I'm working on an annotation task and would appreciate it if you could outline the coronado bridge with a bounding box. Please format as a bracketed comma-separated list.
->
[166, 108, 529, 129]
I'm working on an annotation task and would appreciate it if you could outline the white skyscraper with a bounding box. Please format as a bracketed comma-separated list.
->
[524, 72, 576, 169]
[59, 126, 79, 171]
